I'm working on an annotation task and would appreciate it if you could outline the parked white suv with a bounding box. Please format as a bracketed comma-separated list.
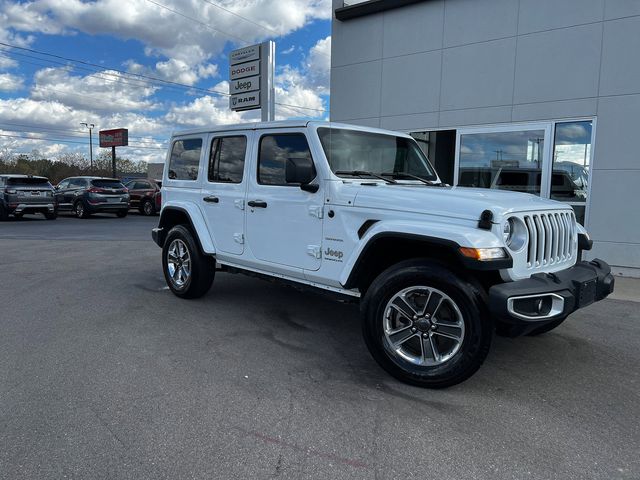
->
[152, 121, 614, 388]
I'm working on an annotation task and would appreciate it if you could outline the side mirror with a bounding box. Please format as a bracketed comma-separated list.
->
[54, 185, 60, 190]
[286, 157, 316, 186]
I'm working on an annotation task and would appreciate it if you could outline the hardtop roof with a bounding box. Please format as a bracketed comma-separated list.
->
[170, 120, 414, 139]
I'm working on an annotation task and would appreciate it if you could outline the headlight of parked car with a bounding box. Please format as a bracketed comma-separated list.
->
[503, 217, 528, 252]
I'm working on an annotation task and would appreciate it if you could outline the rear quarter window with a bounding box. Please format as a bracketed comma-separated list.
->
[168, 138, 202, 181]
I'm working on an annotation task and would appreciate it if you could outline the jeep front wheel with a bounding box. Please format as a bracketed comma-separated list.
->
[162, 225, 215, 299]
[361, 260, 492, 388]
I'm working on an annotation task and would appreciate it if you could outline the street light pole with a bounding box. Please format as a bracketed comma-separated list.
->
[80, 122, 95, 171]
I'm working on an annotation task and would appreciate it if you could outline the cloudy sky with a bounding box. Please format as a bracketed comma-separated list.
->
[0, 0, 332, 163]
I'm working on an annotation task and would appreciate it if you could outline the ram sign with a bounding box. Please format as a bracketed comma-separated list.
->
[99, 128, 129, 148]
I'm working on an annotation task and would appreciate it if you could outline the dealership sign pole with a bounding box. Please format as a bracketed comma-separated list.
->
[99, 128, 129, 178]
[229, 41, 275, 121]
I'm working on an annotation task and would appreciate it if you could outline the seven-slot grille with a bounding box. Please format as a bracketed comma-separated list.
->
[523, 211, 576, 268]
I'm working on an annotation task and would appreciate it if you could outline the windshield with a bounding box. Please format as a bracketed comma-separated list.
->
[7, 178, 52, 188]
[317, 127, 438, 181]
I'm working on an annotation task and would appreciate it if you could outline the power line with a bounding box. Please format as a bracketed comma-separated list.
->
[0, 123, 167, 146]
[144, 0, 252, 45]
[0, 133, 166, 150]
[0, 43, 326, 113]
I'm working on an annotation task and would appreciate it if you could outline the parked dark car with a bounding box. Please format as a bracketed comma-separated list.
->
[55, 177, 130, 218]
[0, 174, 57, 220]
[123, 179, 160, 216]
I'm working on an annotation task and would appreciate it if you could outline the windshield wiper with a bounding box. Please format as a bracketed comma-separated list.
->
[335, 170, 397, 184]
[381, 172, 443, 186]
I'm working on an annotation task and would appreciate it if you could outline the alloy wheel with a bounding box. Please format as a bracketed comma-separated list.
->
[166, 239, 191, 288]
[383, 286, 465, 367]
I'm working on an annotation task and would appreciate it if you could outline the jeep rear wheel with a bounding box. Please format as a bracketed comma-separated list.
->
[361, 260, 492, 388]
[162, 225, 215, 299]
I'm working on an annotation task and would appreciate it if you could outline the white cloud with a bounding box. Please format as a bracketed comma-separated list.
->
[0, 72, 24, 91]
[1, 0, 330, 70]
[305, 35, 331, 94]
[30, 67, 159, 112]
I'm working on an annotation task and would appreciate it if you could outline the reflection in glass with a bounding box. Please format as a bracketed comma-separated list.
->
[458, 129, 545, 195]
[551, 121, 591, 224]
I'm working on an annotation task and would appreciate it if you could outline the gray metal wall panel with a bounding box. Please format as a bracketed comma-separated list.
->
[330, 61, 382, 119]
[594, 95, 640, 170]
[600, 16, 640, 96]
[441, 38, 516, 110]
[604, 0, 640, 20]
[518, 0, 604, 34]
[513, 24, 602, 104]
[383, 1, 444, 57]
[443, 0, 518, 47]
[381, 51, 441, 115]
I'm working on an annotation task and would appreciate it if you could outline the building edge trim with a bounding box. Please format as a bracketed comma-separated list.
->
[335, 0, 428, 21]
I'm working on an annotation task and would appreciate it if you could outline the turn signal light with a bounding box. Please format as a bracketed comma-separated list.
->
[459, 247, 507, 261]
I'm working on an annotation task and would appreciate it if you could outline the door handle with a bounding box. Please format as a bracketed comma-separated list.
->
[203, 196, 219, 203]
[247, 200, 267, 208]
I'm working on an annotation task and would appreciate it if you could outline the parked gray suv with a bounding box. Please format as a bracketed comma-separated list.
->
[55, 176, 130, 218]
[0, 174, 57, 220]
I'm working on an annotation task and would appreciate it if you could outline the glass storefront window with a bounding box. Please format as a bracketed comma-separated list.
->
[551, 121, 592, 225]
[457, 129, 546, 195]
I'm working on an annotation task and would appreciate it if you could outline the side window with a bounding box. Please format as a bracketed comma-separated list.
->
[168, 138, 202, 181]
[258, 133, 314, 186]
[208, 136, 247, 183]
[70, 179, 86, 188]
[57, 179, 70, 189]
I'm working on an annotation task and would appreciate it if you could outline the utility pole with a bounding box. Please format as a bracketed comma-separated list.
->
[80, 122, 95, 171]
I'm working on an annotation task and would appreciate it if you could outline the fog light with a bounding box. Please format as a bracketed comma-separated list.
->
[507, 293, 564, 320]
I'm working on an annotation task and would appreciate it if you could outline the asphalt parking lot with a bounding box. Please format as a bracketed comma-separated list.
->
[1, 213, 639, 480]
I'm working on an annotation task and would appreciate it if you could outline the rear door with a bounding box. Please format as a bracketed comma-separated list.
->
[201, 131, 251, 256]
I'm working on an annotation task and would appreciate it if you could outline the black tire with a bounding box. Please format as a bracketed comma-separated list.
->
[74, 200, 89, 218]
[361, 260, 492, 388]
[116, 210, 128, 218]
[0, 205, 8, 221]
[14, 213, 23, 219]
[162, 225, 215, 299]
[44, 211, 57, 220]
[526, 317, 567, 336]
[141, 199, 155, 216]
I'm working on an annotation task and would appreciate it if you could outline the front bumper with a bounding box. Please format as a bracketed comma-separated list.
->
[489, 259, 614, 335]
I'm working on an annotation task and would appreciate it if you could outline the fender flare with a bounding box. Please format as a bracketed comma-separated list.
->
[340, 221, 512, 289]
[157, 203, 216, 255]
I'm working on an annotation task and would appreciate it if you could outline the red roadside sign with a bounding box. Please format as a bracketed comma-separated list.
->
[99, 128, 128, 147]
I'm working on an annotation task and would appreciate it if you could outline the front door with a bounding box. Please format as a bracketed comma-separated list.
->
[245, 131, 323, 271]
[201, 132, 251, 256]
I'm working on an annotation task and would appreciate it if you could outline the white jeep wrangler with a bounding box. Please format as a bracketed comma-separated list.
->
[152, 121, 614, 388]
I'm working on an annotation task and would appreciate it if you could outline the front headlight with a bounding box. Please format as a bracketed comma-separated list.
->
[503, 217, 528, 252]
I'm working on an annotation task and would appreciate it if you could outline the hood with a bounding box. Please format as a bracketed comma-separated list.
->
[352, 184, 570, 221]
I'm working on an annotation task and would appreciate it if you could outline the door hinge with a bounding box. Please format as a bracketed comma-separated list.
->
[307, 245, 322, 259]
[233, 233, 244, 244]
[308, 205, 324, 219]
[234, 199, 245, 210]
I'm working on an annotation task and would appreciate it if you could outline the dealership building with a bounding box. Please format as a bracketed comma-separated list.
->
[330, 0, 640, 275]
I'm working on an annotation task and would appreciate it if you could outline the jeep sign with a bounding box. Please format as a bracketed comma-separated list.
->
[230, 75, 260, 95]
[99, 128, 128, 147]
